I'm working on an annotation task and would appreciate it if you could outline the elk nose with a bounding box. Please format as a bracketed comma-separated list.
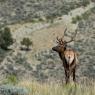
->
[52, 47, 56, 51]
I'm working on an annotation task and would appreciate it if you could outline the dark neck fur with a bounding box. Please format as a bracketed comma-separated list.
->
[58, 47, 66, 60]
[58, 51, 65, 60]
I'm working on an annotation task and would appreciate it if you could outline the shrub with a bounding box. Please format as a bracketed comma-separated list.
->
[3, 75, 18, 85]
[46, 16, 54, 23]
[0, 0, 6, 2]
[21, 37, 32, 50]
[72, 15, 82, 24]
[81, 0, 90, 7]
[91, 7, 95, 13]
[0, 85, 28, 95]
[0, 27, 14, 50]
[82, 11, 91, 20]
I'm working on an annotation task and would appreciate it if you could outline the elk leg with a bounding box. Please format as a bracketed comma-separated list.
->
[73, 68, 76, 83]
[65, 70, 70, 84]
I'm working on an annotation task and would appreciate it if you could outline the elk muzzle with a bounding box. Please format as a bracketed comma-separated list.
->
[52, 46, 58, 51]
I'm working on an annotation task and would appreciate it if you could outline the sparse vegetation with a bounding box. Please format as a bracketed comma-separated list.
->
[72, 15, 82, 24]
[0, 0, 92, 25]
[82, 11, 91, 20]
[81, 0, 90, 7]
[72, 10, 91, 24]
[91, 7, 95, 13]
[0, 0, 6, 2]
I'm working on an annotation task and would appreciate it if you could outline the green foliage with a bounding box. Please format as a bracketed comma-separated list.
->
[3, 75, 18, 85]
[0, 0, 6, 2]
[72, 15, 82, 24]
[0, 85, 28, 95]
[91, 7, 95, 13]
[81, 0, 90, 7]
[21, 37, 32, 50]
[82, 11, 91, 20]
[0, 27, 14, 50]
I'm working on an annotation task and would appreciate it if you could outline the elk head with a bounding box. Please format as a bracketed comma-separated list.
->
[52, 28, 77, 53]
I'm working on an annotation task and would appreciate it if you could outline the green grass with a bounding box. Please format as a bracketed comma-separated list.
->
[18, 80, 95, 95]
[2, 75, 18, 85]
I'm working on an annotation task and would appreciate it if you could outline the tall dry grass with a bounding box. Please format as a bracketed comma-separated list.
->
[18, 79, 95, 95]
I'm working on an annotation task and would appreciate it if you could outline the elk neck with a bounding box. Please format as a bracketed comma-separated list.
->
[58, 49, 66, 61]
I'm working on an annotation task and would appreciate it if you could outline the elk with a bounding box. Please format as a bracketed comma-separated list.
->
[52, 28, 78, 84]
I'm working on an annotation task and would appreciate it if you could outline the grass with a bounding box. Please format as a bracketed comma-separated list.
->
[2, 75, 18, 85]
[18, 80, 95, 95]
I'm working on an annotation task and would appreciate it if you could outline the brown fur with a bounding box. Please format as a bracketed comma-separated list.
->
[59, 48, 77, 84]
[52, 34, 78, 84]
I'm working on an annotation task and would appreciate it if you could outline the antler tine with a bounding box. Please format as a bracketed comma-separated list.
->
[56, 36, 59, 43]
[60, 38, 64, 44]
[64, 28, 67, 34]
[66, 28, 78, 43]
[56, 36, 59, 41]
[56, 36, 64, 44]
[56, 36, 61, 43]
[56, 36, 60, 42]
[56, 36, 58, 43]
[62, 28, 67, 38]
[74, 28, 78, 38]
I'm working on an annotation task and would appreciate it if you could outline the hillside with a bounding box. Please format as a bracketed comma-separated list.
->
[0, 0, 92, 26]
[0, 0, 95, 86]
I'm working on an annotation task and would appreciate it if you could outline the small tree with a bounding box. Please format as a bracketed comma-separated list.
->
[0, 27, 14, 50]
[21, 37, 32, 50]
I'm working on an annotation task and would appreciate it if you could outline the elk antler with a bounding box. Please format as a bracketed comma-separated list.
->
[62, 28, 67, 39]
[66, 29, 78, 43]
[56, 36, 64, 45]
[56, 27, 67, 45]
[56, 28, 78, 45]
